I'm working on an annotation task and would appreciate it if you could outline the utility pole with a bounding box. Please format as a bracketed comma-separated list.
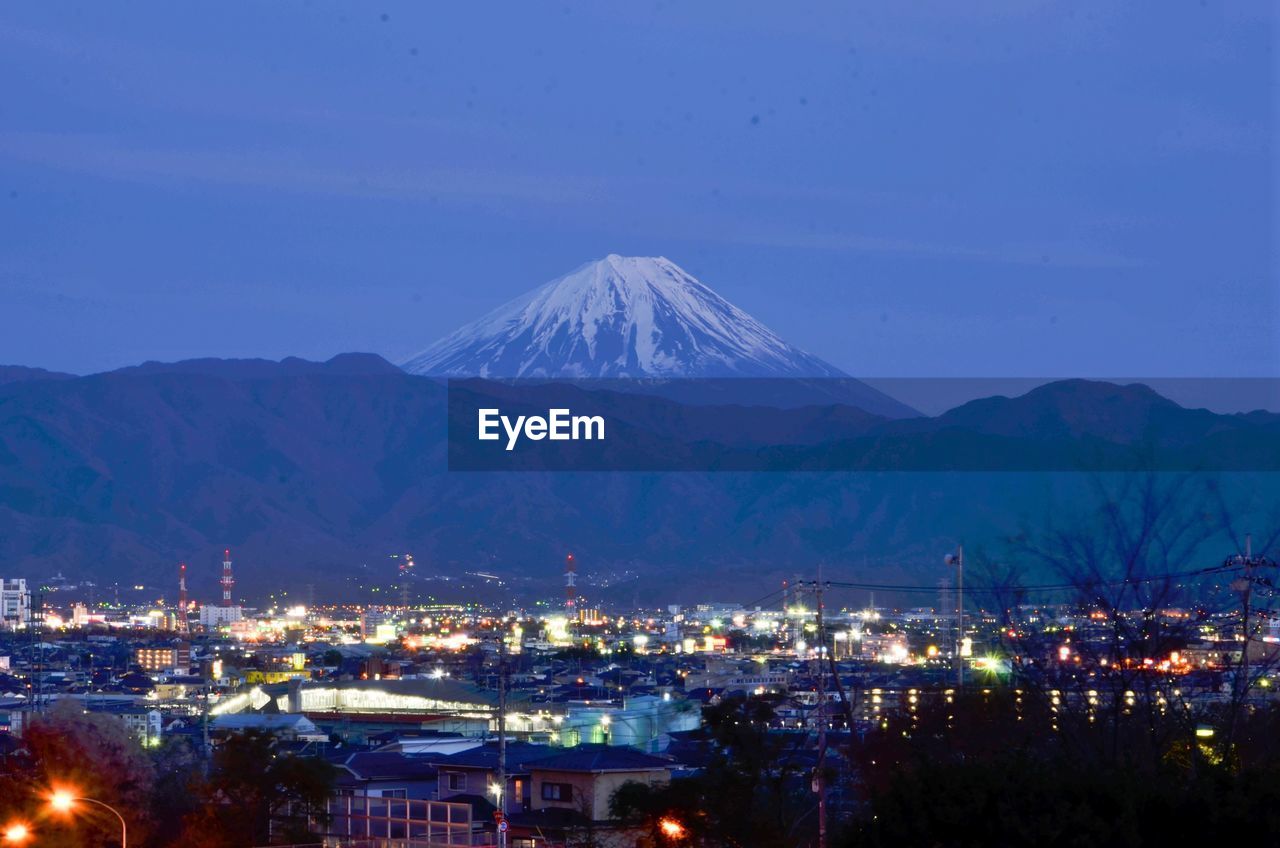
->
[497, 626, 509, 848]
[1228, 535, 1277, 704]
[946, 546, 964, 689]
[33, 591, 43, 714]
[813, 569, 827, 848]
[1237, 535, 1254, 705]
[201, 680, 211, 777]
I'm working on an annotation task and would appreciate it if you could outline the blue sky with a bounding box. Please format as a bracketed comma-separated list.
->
[0, 1, 1274, 378]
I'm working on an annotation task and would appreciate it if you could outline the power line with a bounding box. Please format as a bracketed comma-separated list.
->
[794, 563, 1240, 598]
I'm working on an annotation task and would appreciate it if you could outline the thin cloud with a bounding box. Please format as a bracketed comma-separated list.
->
[0, 130, 600, 207]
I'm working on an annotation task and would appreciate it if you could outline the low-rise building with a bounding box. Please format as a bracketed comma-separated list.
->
[336, 751, 439, 800]
[526, 744, 670, 822]
[199, 605, 243, 627]
[136, 643, 192, 673]
[433, 741, 553, 816]
[1, 579, 31, 631]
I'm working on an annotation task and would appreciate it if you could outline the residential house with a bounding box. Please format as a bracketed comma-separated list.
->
[337, 751, 438, 800]
[432, 741, 554, 816]
[525, 744, 671, 823]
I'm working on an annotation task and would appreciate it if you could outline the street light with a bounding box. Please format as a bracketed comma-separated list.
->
[49, 789, 127, 848]
[659, 817, 687, 840]
[945, 545, 964, 688]
[2, 823, 30, 844]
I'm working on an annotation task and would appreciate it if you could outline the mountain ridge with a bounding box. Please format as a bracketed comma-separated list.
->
[0, 361, 1273, 601]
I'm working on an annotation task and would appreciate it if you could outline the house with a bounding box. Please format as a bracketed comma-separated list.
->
[374, 733, 482, 757]
[210, 713, 326, 741]
[432, 741, 554, 816]
[525, 744, 671, 822]
[74, 702, 164, 747]
[108, 706, 163, 747]
[337, 751, 438, 800]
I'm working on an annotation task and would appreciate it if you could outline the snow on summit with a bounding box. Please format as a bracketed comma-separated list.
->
[402, 255, 849, 378]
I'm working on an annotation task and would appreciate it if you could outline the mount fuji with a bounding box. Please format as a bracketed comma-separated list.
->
[402, 255, 917, 417]
[405, 255, 850, 379]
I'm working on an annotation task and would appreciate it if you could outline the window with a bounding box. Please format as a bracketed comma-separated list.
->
[541, 782, 573, 802]
[380, 789, 407, 799]
[445, 772, 466, 792]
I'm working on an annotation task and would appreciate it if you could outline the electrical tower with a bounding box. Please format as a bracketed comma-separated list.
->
[565, 553, 577, 614]
[399, 553, 416, 609]
[221, 549, 234, 607]
[177, 562, 189, 634]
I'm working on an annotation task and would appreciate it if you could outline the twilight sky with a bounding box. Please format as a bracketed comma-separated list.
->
[0, 1, 1274, 378]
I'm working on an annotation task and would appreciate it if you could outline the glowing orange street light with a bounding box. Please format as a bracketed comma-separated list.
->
[48, 789, 127, 847]
[2, 823, 30, 844]
[659, 817, 687, 840]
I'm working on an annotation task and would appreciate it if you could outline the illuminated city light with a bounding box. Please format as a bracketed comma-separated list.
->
[659, 817, 687, 839]
[2, 823, 30, 844]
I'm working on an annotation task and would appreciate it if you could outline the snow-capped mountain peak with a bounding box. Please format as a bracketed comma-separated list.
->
[402, 255, 849, 379]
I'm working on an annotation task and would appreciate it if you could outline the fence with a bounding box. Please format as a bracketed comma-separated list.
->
[324, 796, 479, 847]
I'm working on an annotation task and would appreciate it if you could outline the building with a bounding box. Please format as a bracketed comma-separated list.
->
[560, 695, 701, 750]
[210, 713, 326, 741]
[433, 741, 554, 816]
[685, 664, 793, 695]
[276, 678, 499, 737]
[1, 579, 30, 631]
[71, 603, 106, 627]
[198, 604, 243, 627]
[136, 643, 192, 673]
[336, 751, 440, 800]
[525, 745, 671, 822]
[114, 707, 163, 747]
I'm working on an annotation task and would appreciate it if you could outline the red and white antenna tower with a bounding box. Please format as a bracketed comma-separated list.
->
[221, 548, 235, 607]
[564, 553, 577, 613]
[177, 562, 189, 633]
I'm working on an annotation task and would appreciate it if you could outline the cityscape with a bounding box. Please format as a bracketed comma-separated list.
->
[2, 2, 1275, 847]
[1, 530, 1278, 846]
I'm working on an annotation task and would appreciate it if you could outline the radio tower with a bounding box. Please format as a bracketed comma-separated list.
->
[221, 549, 234, 607]
[177, 562, 189, 633]
[399, 554, 415, 609]
[564, 553, 577, 614]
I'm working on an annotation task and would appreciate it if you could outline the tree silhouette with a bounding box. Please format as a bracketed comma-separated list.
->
[179, 729, 336, 846]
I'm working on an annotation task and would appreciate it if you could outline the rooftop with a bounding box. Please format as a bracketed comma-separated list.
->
[525, 744, 672, 773]
[433, 741, 555, 772]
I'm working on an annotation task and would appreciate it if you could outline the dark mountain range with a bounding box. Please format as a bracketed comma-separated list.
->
[105, 352, 402, 380]
[0, 365, 76, 385]
[0, 356, 1274, 603]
